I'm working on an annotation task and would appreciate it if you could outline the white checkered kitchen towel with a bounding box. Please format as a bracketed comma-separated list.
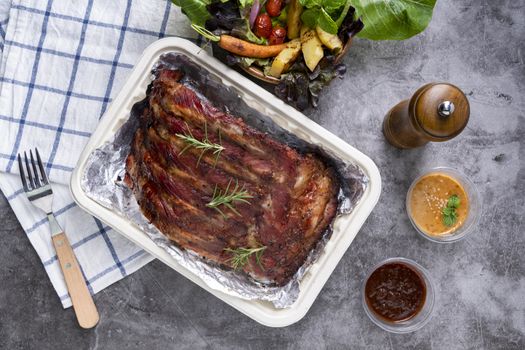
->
[0, 0, 199, 307]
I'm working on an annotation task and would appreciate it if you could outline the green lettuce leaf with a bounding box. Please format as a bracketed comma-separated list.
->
[172, 0, 211, 26]
[300, 6, 340, 34]
[238, 0, 254, 8]
[351, 0, 437, 40]
[299, 0, 323, 8]
[240, 57, 271, 67]
[324, 0, 347, 11]
[300, 0, 352, 34]
[301, 8, 320, 28]
[318, 8, 338, 33]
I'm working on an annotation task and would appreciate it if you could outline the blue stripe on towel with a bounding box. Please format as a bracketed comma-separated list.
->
[5, 0, 54, 172]
[45, 0, 94, 173]
[99, 0, 133, 116]
[94, 218, 127, 277]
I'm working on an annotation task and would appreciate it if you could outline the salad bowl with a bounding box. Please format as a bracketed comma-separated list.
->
[171, 0, 437, 109]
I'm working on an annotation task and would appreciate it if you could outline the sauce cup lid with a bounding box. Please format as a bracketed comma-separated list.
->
[406, 167, 482, 243]
[362, 257, 435, 333]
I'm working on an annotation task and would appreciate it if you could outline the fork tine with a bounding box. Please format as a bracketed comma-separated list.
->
[24, 151, 35, 190]
[35, 148, 49, 185]
[17, 154, 29, 191]
[30, 150, 41, 187]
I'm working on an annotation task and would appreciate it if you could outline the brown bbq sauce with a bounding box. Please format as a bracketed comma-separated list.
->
[365, 262, 426, 323]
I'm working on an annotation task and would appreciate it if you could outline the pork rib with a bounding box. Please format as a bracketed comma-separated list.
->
[125, 69, 339, 285]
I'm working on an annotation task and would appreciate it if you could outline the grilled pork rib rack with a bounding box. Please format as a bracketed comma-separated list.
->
[125, 69, 339, 285]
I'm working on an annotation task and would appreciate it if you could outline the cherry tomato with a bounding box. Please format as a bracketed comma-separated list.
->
[268, 26, 287, 45]
[265, 0, 283, 17]
[254, 13, 272, 39]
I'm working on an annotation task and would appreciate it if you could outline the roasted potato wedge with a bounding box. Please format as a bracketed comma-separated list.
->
[300, 26, 324, 71]
[268, 39, 302, 78]
[316, 26, 343, 54]
[287, 0, 303, 39]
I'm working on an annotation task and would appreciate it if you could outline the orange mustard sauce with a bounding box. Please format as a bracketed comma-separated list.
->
[409, 173, 469, 236]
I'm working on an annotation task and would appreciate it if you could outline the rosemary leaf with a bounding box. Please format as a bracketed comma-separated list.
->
[175, 122, 224, 166]
[224, 246, 267, 270]
[206, 179, 253, 217]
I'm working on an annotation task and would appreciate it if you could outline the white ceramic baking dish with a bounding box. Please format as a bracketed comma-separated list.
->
[70, 37, 381, 327]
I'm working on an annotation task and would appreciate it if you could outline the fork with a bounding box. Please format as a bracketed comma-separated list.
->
[18, 149, 99, 329]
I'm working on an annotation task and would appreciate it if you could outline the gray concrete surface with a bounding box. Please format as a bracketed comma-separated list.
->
[1, 0, 524, 349]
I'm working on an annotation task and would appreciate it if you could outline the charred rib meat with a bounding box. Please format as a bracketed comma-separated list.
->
[125, 69, 339, 285]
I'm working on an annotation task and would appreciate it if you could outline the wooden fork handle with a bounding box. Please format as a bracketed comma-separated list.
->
[52, 232, 100, 329]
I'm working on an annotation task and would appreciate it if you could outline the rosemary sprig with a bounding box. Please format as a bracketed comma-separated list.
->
[442, 194, 460, 227]
[206, 179, 253, 217]
[224, 246, 266, 270]
[176, 122, 224, 166]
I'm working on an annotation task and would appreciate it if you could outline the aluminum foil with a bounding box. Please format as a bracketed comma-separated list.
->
[81, 53, 368, 308]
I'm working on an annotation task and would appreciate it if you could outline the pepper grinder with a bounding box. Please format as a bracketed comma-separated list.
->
[382, 83, 470, 149]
